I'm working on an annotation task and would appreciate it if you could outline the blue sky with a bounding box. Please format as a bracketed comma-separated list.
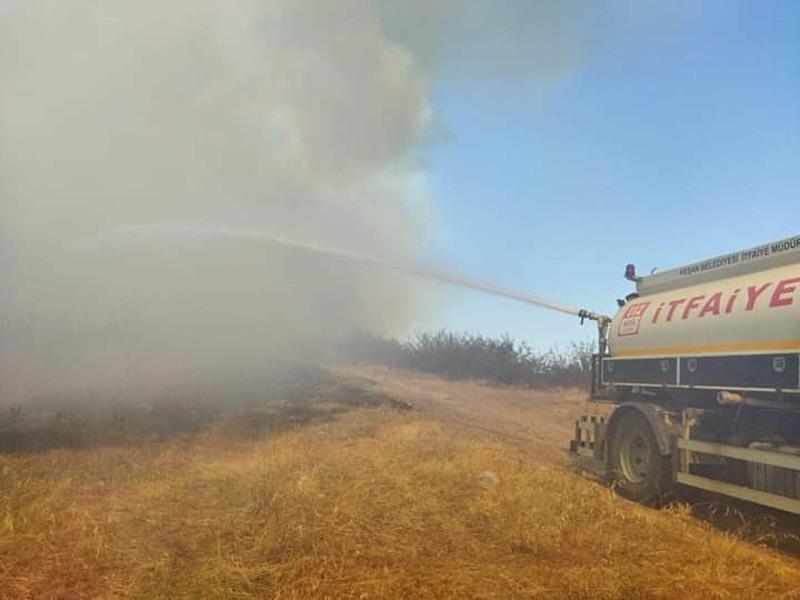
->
[414, 1, 800, 349]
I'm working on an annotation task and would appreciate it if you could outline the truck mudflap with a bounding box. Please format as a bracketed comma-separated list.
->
[569, 415, 607, 461]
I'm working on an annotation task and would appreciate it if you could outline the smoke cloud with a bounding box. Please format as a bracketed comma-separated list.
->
[0, 1, 583, 404]
[0, 0, 436, 403]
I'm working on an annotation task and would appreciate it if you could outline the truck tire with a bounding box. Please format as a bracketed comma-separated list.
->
[608, 411, 673, 506]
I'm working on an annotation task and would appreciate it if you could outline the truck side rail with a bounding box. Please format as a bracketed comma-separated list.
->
[674, 438, 800, 515]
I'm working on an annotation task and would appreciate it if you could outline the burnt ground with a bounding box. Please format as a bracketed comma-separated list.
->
[0, 365, 408, 454]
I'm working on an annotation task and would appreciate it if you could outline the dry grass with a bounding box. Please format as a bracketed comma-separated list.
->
[2, 397, 800, 599]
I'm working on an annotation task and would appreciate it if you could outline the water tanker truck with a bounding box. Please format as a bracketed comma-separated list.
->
[570, 234, 800, 514]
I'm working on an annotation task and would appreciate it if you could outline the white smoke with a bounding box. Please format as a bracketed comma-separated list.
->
[0, 0, 434, 403]
[0, 0, 583, 404]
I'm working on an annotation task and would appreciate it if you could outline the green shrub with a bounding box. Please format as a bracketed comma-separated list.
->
[340, 331, 594, 388]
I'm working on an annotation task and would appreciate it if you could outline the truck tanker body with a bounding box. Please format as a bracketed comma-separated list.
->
[571, 234, 800, 514]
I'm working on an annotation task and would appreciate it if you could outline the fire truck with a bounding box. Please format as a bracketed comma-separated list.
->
[570, 235, 800, 514]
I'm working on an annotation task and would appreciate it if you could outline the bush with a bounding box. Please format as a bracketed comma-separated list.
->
[340, 331, 594, 389]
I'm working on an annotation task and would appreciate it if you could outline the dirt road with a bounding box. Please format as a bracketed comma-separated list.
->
[336, 365, 605, 458]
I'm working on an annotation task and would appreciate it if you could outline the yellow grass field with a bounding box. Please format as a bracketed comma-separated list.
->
[1, 368, 799, 599]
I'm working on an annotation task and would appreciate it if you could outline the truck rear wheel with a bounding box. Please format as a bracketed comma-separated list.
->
[609, 411, 673, 506]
